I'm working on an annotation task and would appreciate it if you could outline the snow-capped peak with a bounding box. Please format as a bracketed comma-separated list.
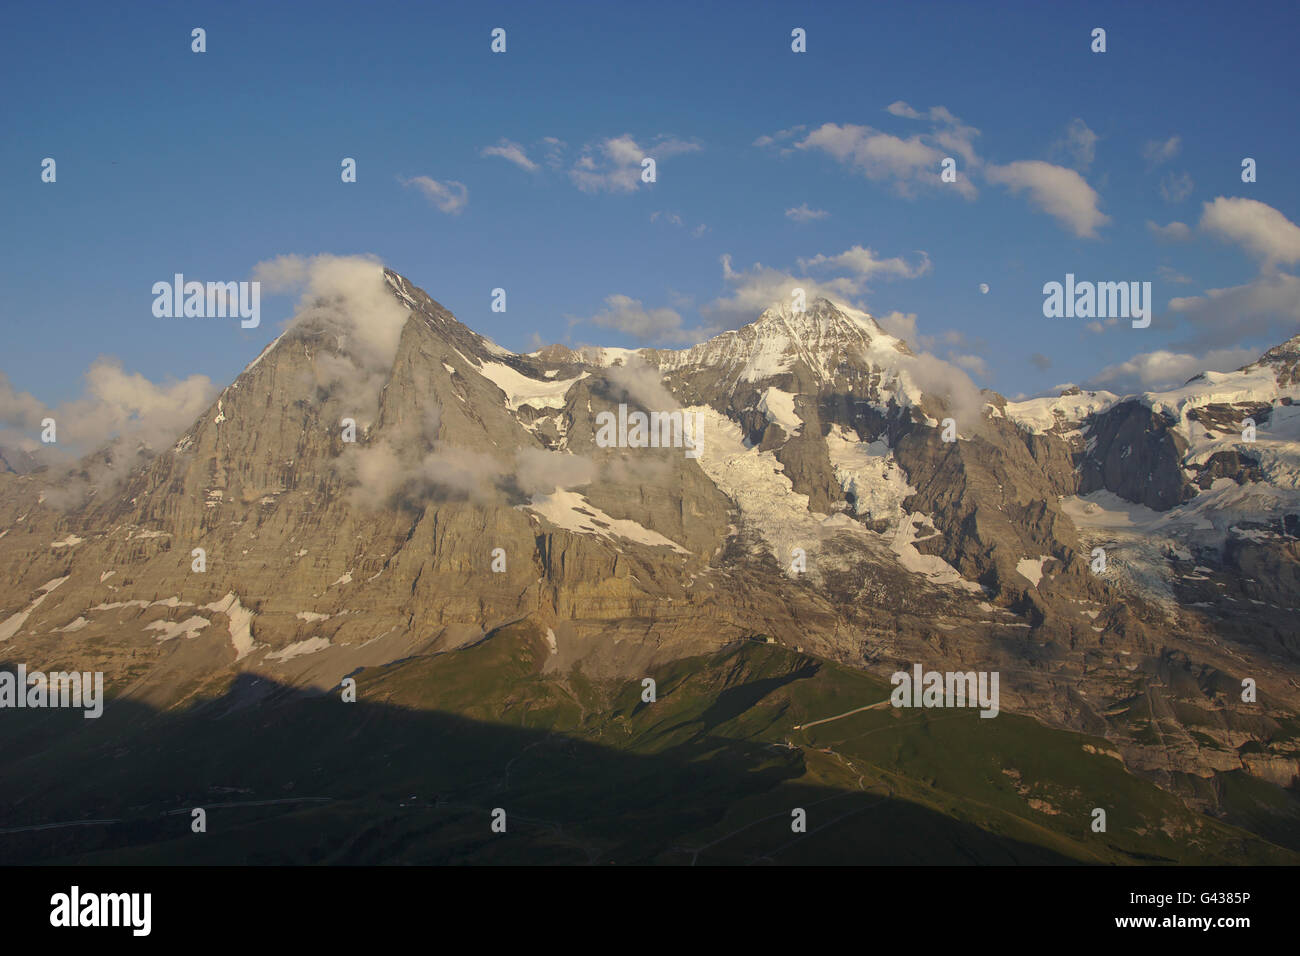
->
[653, 296, 910, 387]
[754, 296, 885, 339]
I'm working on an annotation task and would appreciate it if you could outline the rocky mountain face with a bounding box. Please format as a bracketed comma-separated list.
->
[1004, 336, 1300, 675]
[1, 268, 1297, 835]
[0, 445, 41, 476]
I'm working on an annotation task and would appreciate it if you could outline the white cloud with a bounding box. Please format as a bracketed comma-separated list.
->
[1091, 346, 1259, 392]
[604, 357, 678, 411]
[898, 350, 986, 429]
[875, 310, 918, 341]
[569, 135, 700, 193]
[798, 245, 931, 280]
[1157, 264, 1195, 285]
[984, 160, 1109, 238]
[1198, 196, 1300, 269]
[884, 101, 925, 120]
[951, 353, 990, 378]
[340, 392, 601, 508]
[541, 137, 566, 168]
[764, 104, 1121, 237]
[883, 102, 982, 167]
[0, 360, 217, 505]
[1160, 171, 1194, 203]
[252, 254, 412, 425]
[343, 441, 505, 508]
[1147, 220, 1192, 241]
[27, 360, 213, 454]
[649, 211, 708, 237]
[578, 294, 712, 345]
[335, 406, 517, 508]
[797, 122, 937, 179]
[402, 176, 469, 214]
[481, 139, 538, 172]
[0, 374, 50, 432]
[252, 254, 409, 376]
[251, 255, 312, 292]
[1167, 270, 1300, 349]
[785, 203, 829, 222]
[1055, 118, 1098, 169]
[753, 126, 806, 149]
[1141, 136, 1181, 166]
[513, 447, 597, 496]
[795, 121, 977, 198]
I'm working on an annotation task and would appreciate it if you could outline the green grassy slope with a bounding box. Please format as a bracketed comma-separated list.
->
[0, 622, 1295, 865]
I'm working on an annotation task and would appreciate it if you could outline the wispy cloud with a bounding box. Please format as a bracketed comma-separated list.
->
[752, 126, 806, 150]
[793, 120, 976, 199]
[1160, 170, 1194, 203]
[1053, 118, 1098, 170]
[401, 176, 469, 214]
[1147, 220, 1192, 241]
[1141, 136, 1181, 166]
[1091, 345, 1258, 393]
[1157, 264, 1195, 285]
[1168, 270, 1300, 349]
[798, 245, 931, 280]
[574, 293, 714, 345]
[569, 134, 700, 193]
[785, 203, 829, 222]
[768, 103, 1116, 237]
[481, 138, 538, 172]
[650, 210, 709, 237]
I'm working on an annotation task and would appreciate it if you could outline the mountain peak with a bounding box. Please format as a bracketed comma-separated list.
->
[1242, 329, 1300, 387]
[749, 295, 896, 344]
[757, 294, 871, 325]
[382, 268, 516, 361]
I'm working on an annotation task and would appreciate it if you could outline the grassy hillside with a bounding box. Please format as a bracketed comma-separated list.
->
[1, 623, 1296, 865]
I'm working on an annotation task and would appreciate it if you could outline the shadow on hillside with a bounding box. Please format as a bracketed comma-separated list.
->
[0, 667, 1082, 865]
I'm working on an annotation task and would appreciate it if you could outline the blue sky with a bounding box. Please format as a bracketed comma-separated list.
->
[2, 0, 1299, 416]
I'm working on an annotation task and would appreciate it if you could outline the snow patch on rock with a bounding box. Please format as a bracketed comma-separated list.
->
[522, 490, 689, 554]
[0, 576, 72, 641]
[1017, 556, 1051, 587]
[146, 616, 210, 642]
[267, 636, 332, 662]
[477, 361, 587, 411]
[891, 515, 983, 592]
[757, 387, 803, 436]
[824, 426, 912, 531]
[202, 593, 257, 660]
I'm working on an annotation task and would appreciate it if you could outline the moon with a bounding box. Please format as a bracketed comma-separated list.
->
[978, 283, 989, 294]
